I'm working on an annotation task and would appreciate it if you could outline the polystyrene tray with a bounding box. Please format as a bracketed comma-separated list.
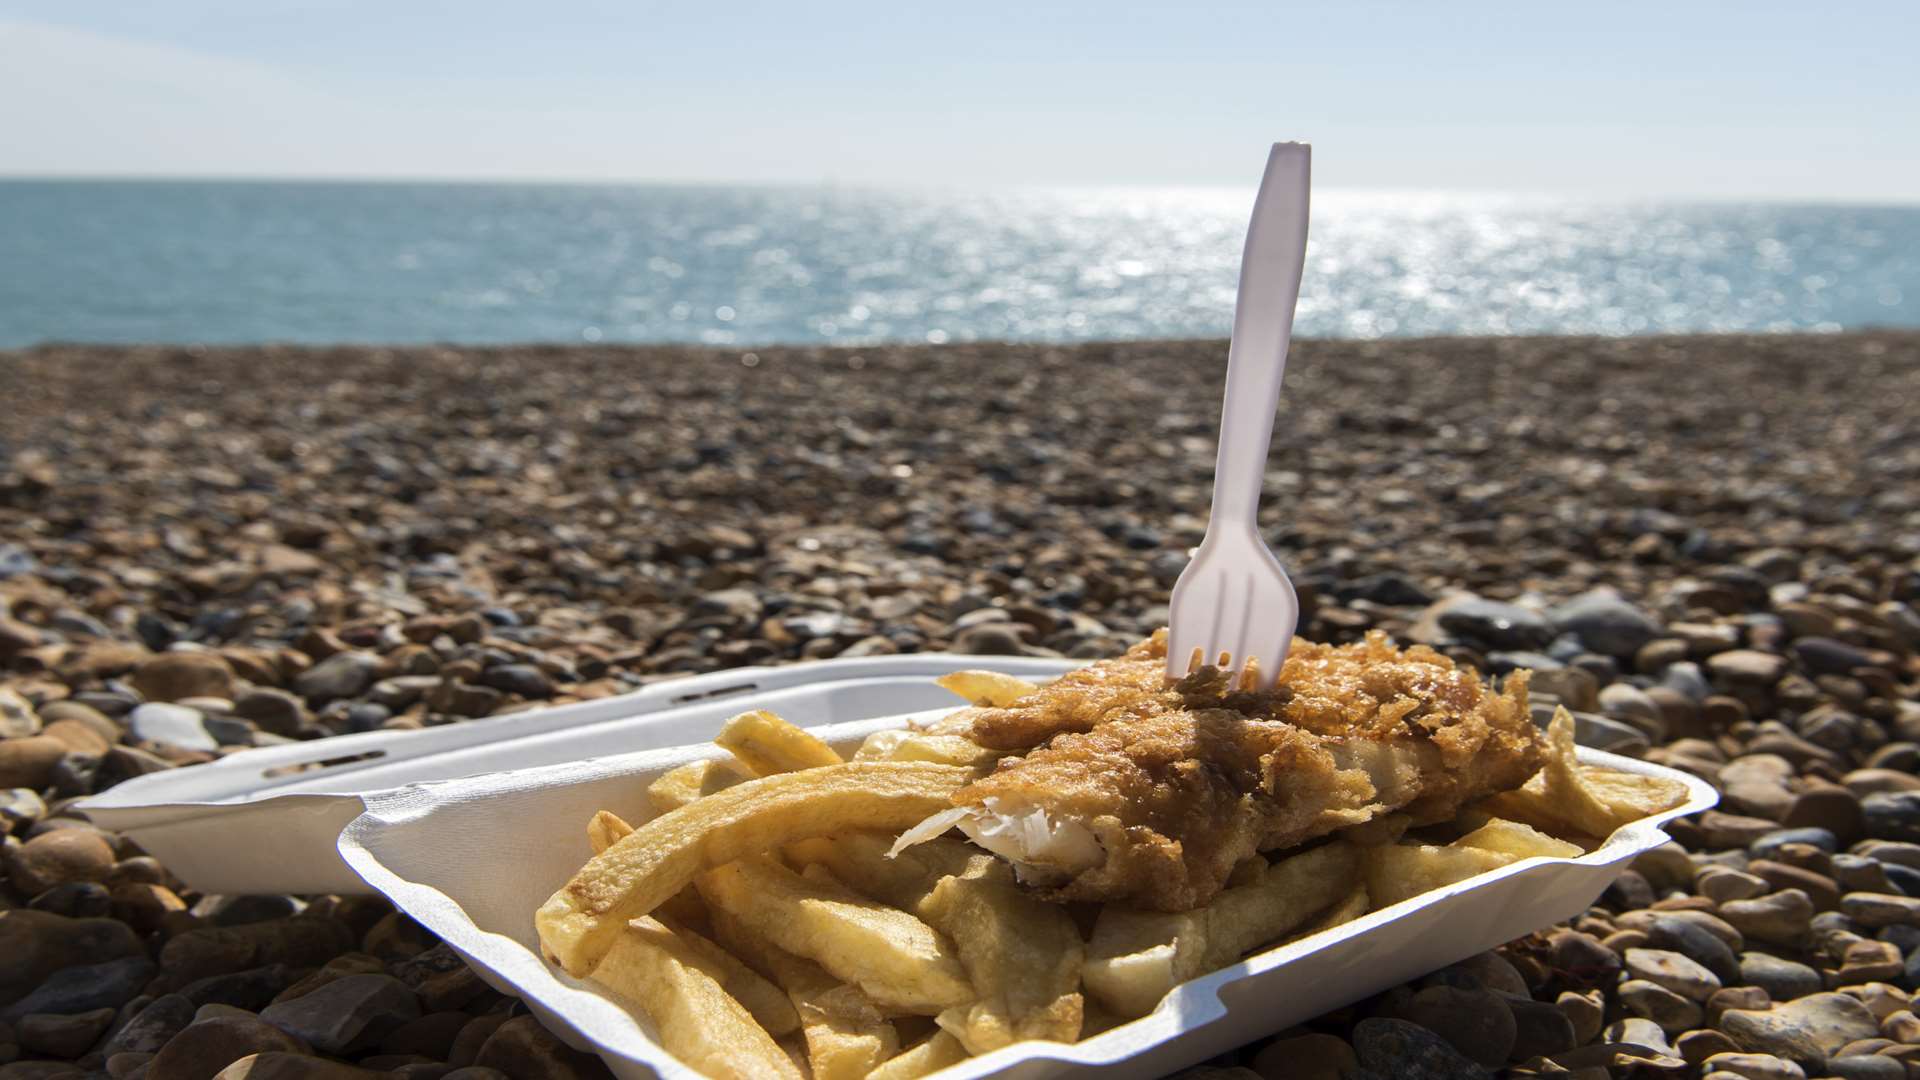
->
[338, 701, 1717, 1080]
[75, 654, 1080, 895]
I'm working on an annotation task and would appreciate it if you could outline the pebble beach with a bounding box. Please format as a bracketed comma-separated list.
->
[3, 331, 1920, 1080]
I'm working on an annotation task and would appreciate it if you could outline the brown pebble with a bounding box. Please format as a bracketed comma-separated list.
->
[1250, 1033, 1356, 1080]
[1750, 860, 1843, 911]
[1677, 1028, 1740, 1064]
[1880, 1010, 1920, 1043]
[4, 829, 117, 895]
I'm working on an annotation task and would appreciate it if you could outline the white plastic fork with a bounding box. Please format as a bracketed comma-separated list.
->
[1166, 142, 1311, 690]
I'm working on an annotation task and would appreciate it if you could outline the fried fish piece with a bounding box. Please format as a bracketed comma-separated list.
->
[900, 630, 1542, 912]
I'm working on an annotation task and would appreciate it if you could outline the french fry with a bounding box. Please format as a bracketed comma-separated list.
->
[1281, 883, 1370, 945]
[935, 670, 1041, 707]
[790, 830, 1081, 1047]
[1364, 842, 1518, 909]
[537, 761, 973, 975]
[1478, 708, 1688, 839]
[1454, 818, 1583, 861]
[716, 709, 843, 775]
[787, 830, 980, 912]
[695, 855, 975, 1013]
[648, 758, 748, 813]
[713, 909, 900, 1080]
[661, 916, 800, 1038]
[1084, 842, 1359, 1018]
[853, 730, 1002, 768]
[586, 917, 803, 1080]
[866, 1031, 970, 1080]
[920, 863, 1084, 1050]
[587, 810, 634, 854]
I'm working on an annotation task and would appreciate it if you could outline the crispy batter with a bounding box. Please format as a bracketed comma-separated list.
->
[956, 630, 1542, 911]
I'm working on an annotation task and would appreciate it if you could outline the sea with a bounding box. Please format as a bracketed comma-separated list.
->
[0, 180, 1914, 348]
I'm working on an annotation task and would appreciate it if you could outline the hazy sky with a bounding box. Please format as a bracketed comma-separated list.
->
[3, 1, 1915, 198]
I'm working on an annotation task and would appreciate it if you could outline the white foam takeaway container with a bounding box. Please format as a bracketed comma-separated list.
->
[75, 654, 1082, 895]
[336, 694, 1717, 1080]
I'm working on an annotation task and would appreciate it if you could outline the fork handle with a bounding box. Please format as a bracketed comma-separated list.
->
[1207, 142, 1310, 532]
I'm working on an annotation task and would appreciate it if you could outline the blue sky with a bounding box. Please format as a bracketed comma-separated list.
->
[2, 1, 1915, 198]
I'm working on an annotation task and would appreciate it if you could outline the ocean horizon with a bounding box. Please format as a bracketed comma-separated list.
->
[2, 178, 1915, 349]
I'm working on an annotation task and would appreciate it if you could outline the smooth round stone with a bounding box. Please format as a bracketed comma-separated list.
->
[1555, 990, 1605, 1045]
[1722, 891, 1815, 947]
[1842, 893, 1920, 929]
[1883, 864, 1920, 897]
[1250, 1033, 1357, 1080]
[5, 828, 116, 895]
[1740, 952, 1825, 1001]
[25, 880, 113, 918]
[1754, 829, 1840, 858]
[1864, 794, 1920, 844]
[1644, 916, 1741, 984]
[1720, 993, 1881, 1065]
[1676, 1028, 1740, 1065]
[1701, 1051, 1807, 1080]
[130, 652, 237, 703]
[1825, 1056, 1904, 1080]
[127, 703, 218, 753]
[1350, 1017, 1494, 1080]
[1700, 868, 1772, 904]
[1550, 591, 1664, 658]
[1785, 789, 1866, 844]
[1620, 978, 1704, 1032]
[1626, 948, 1722, 1002]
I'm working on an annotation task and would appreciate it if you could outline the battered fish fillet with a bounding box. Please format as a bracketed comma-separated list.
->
[897, 630, 1542, 912]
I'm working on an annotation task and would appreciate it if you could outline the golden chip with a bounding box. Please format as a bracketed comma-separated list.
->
[536, 761, 973, 975]
[1454, 817, 1584, 861]
[585, 917, 802, 1080]
[1084, 842, 1359, 1018]
[647, 758, 748, 814]
[934, 669, 1041, 708]
[1364, 842, 1518, 909]
[713, 910, 900, 1080]
[716, 709, 844, 776]
[866, 1031, 970, 1080]
[695, 855, 975, 1014]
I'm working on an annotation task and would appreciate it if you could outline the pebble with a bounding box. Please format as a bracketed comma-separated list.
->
[1720, 992, 1882, 1065]
[0, 955, 155, 1023]
[292, 654, 382, 705]
[1620, 978, 1705, 1031]
[1785, 789, 1866, 844]
[1701, 1052, 1807, 1080]
[1549, 591, 1663, 658]
[1739, 953, 1825, 1001]
[1248, 1033, 1356, 1080]
[1750, 860, 1842, 911]
[1701, 868, 1772, 904]
[1721, 890, 1815, 947]
[0, 736, 68, 789]
[1626, 947, 1722, 1001]
[1677, 1028, 1740, 1063]
[1349, 1017, 1490, 1080]
[257, 975, 419, 1056]
[1385, 985, 1515, 1067]
[1842, 893, 1920, 929]
[103, 995, 199, 1057]
[475, 665, 551, 699]
[131, 654, 236, 704]
[1825, 1056, 1905, 1080]
[5, 830, 116, 896]
[147, 1013, 312, 1080]
[127, 704, 218, 753]
[0, 912, 146, 1008]
[1863, 794, 1920, 843]
[16, 1008, 115, 1058]
[1555, 990, 1604, 1045]
[1433, 596, 1553, 651]
[1643, 919, 1741, 985]
[1548, 930, 1621, 988]
[471, 1015, 607, 1080]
